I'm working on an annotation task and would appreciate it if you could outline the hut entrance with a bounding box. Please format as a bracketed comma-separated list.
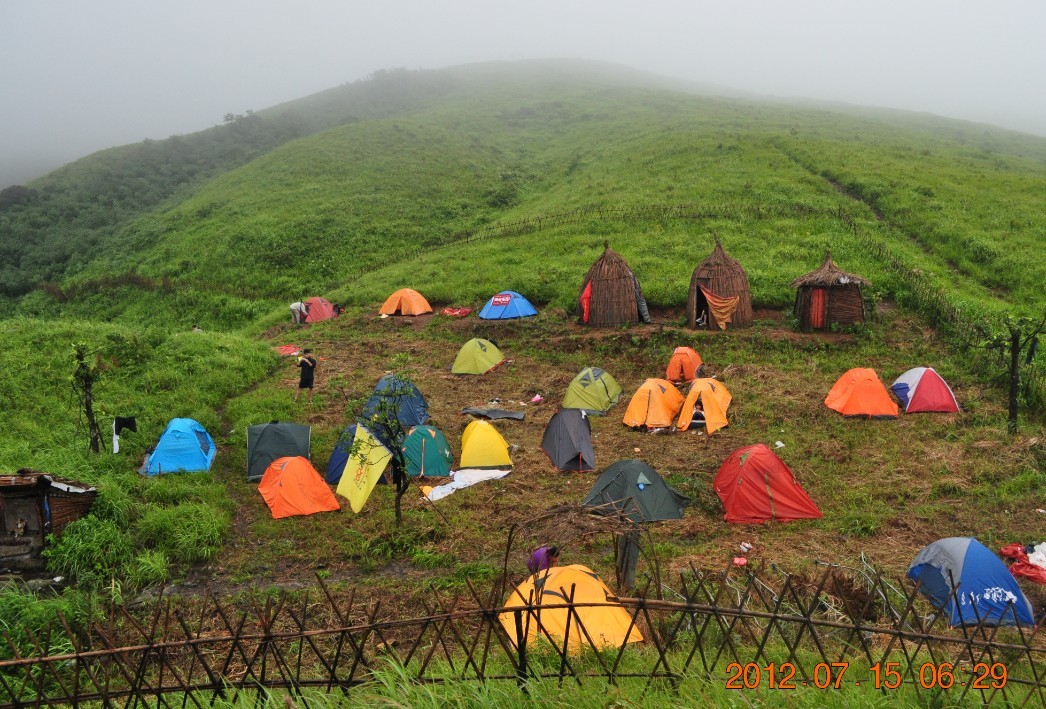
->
[693, 289, 710, 328]
[810, 288, 827, 330]
[686, 240, 752, 330]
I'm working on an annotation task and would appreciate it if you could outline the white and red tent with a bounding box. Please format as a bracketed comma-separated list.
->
[891, 367, 959, 413]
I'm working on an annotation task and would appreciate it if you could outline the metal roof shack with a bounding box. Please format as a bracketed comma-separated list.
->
[0, 469, 97, 569]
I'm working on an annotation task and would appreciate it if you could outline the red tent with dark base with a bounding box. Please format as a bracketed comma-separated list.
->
[714, 444, 822, 524]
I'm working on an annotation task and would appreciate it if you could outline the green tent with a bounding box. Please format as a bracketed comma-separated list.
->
[452, 338, 504, 375]
[562, 367, 623, 415]
[402, 425, 453, 477]
[582, 459, 688, 523]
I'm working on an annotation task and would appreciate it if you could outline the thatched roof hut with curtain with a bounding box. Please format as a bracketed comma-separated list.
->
[687, 239, 752, 330]
[791, 252, 869, 331]
[578, 242, 650, 327]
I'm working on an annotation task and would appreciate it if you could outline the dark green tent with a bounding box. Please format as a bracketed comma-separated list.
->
[582, 459, 688, 523]
[246, 422, 311, 482]
[562, 367, 622, 415]
[402, 425, 453, 478]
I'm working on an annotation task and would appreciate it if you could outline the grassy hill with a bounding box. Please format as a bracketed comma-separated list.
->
[1, 61, 1043, 679]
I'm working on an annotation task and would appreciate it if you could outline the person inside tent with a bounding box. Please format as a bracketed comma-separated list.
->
[290, 301, 308, 324]
[526, 546, 560, 575]
[691, 398, 705, 424]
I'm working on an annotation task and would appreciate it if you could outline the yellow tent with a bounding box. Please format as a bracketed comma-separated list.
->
[335, 425, 392, 512]
[622, 378, 684, 429]
[460, 420, 512, 469]
[677, 378, 732, 433]
[500, 564, 643, 652]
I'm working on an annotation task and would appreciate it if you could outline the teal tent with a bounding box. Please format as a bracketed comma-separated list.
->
[402, 425, 453, 477]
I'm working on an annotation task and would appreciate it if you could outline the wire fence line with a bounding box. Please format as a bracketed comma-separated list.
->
[1, 563, 1042, 706]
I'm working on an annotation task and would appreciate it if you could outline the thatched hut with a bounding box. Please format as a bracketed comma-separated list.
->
[0, 469, 96, 568]
[791, 252, 869, 331]
[579, 242, 649, 327]
[687, 239, 752, 330]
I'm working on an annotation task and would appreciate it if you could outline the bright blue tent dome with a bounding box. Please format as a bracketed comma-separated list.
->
[479, 291, 537, 320]
[907, 537, 1035, 627]
[146, 418, 216, 475]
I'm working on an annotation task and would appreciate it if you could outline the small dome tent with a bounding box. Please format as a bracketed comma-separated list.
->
[665, 347, 703, 384]
[303, 297, 336, 323]
[361, 374, 430, 445]
[479, 291, 538, 320]
[379, 288, 432, 316]
[714, 444, 822, 524]
[825, 369, 899, 418]
[246, 421, 311, 482]
[687, 240, 752, 330]
[402, 425, 453, 478]
[791, 252, 869, 331]
[258, 456, 340, 519]
[622, 379, 684, 429]
[460, 420, 512, 469]
[452, 338, 504, 375]
[891, 367, 959, 413]
[582, 459, 688, 523]
[145, 418, 216, 475]
[578, 242, 649, 327]
[677, 378, 732, 434]
[562, 367, 622, 415]
[907, 538, 1035, 627]
[541, 409, 595, 472]
[500, 565, 644, 652]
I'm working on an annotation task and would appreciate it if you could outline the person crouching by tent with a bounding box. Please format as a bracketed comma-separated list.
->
[294, 349, 318, 403]
[527, 546, 560, 574]
[290, 301, 308, 324]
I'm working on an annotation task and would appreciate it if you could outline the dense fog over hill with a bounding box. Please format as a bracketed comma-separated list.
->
[2, 0, 1045, 187]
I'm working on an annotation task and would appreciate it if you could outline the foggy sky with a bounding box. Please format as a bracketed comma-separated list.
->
[3, 0, 1045, 188]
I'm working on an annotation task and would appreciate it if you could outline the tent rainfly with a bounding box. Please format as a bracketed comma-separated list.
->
[791, 252, 869, 331]
[687, 240, 752, 330]
[578, 242, 650, 327]
[246, 422, 311, 482]
[562, 367, 623, 415]
[541, 408, 595, 472]
[379, 289, 432, 316]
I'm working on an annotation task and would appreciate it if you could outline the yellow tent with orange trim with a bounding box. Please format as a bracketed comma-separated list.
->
[677, 378, 732, 433]
[499, 564, 643, 652]
[379, 288, 432, 316]
[622, 379, 684, 429]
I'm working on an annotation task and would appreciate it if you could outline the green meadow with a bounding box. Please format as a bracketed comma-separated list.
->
[0, 61, 1043, 703]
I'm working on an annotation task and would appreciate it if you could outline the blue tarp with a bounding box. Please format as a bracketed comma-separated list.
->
[479, 291, 538, 320]
[146, 418, 216, 475]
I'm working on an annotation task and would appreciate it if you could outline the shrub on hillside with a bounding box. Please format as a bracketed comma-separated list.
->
[133, 503, 229, 564]
[43, 515, 134, 589]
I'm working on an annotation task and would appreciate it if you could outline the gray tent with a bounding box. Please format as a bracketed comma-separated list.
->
[541, 409, 595, 472]
[582, 459, 688, 523]
[246, 422, 311, 482]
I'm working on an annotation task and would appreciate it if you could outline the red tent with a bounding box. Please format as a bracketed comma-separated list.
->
[304, 297, 336, 323]
[714, 444, 822, 524]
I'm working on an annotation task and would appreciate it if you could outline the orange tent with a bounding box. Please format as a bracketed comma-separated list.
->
[677, 378, 731, 433]
[825, 368, 898, 418]
[258, 456, 340, 519]
[665, 347, 703, 383]
[379, 288, 432, 316]
[623, 379, 684, 429]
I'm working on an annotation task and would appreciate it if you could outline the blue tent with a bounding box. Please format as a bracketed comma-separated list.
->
[325, 424, 357, 483]
[479, 291, 538, 320]
[146, 418, 216, 475]
[361, 375, 429, 448]
[907, 537, 1035, 627]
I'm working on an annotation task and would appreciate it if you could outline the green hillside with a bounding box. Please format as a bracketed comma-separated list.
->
[1, 62, 1043, 685]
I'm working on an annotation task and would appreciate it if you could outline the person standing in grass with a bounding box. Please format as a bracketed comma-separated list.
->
[294, 349, 318, 403]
